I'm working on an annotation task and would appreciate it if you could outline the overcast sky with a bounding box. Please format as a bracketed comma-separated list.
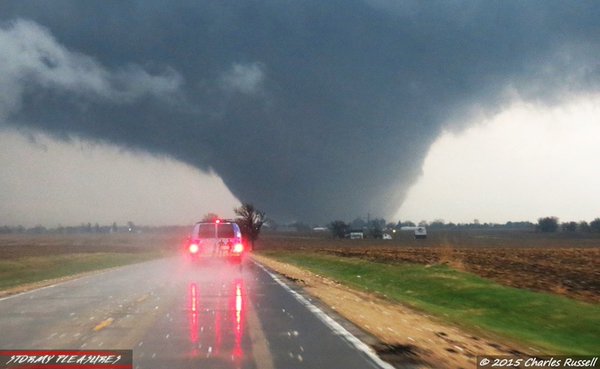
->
[0, 1, 599, 226]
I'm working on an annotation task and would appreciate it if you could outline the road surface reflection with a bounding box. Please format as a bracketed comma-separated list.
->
[187, 270, 246, 368]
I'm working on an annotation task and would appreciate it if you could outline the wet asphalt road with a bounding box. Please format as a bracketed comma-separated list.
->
[0, 257, 394, 369]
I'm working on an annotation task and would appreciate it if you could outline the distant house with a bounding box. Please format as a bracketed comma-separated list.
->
[312, 227, 328, 232]
[400, 226, 427, 239]
[346, 229, 364, 239]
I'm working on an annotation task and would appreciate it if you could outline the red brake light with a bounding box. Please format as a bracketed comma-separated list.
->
[215, 219, 220, 224]
[189, 244, 199, 254]
[233, 243, 244, 253]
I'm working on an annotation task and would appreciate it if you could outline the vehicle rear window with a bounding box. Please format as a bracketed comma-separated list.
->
[217, 224, 235, 238]
[197, 224, 214, 238]
[197, 223, 235, 238]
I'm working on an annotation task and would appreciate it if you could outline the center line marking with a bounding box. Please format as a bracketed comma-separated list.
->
[93, 317, 114, 331]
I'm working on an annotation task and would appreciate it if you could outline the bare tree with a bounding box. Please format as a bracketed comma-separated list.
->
[591, 218, 600, 233]
[202, 213, 220, 222]
[368, 218, 386, 239]
[579, 221, 591, 232]
[537, 217, 559, 232]
[328, 220, 348, 239]
[561, 221, 577, 232]
[234, 203, 265, 251]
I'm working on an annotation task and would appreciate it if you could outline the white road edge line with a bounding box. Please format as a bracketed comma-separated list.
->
[254, 261, 396, 369]
[0, 283, 61, 302]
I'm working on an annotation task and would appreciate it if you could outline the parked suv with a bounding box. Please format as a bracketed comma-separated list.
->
[185, 220, 244, 264]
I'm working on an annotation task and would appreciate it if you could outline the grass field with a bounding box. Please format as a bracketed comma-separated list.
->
[260, 228, 600, 249]
[258, 230, 600, 303]
[0, 232, 182, 293]
[256, 230, 600, 356]
[260, 250, 599, 355]
[0, 252, 164, 291]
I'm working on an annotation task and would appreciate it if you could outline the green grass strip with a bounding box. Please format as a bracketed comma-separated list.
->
[0, 252, 165, 291]
[261, 251, 599, 355]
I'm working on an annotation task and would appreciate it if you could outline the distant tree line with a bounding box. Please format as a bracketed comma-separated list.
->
[0, 222, 188, 235]
[536, 216, 600, 233]
[323, 216, 600, 239]
[5, 215, 599, 236]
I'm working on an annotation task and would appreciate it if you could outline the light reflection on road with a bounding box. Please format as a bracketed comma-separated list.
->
[187, 267, 246, 368]
[188, 282, 199, 355]
[233, 279, 244, 360]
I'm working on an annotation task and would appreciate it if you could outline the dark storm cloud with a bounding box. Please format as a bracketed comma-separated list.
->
[1, 1, 599, 223]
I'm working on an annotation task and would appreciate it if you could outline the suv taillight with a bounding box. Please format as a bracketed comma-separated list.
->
[189, 244, 199, 254]
[232, 243, 244, 253]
